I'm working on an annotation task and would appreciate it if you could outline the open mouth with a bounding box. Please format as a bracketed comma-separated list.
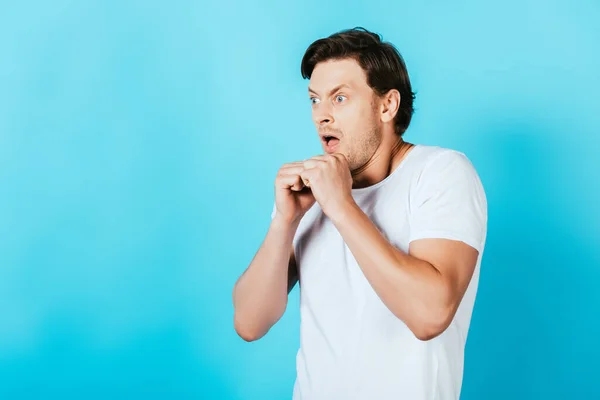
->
[321, 133, 341, 151]
[324, 135, 339, 144]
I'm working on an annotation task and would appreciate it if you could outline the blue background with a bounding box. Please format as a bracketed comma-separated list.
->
[1, 0, 599, 398]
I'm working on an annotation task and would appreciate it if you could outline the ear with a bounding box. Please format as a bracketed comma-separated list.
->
[379, 89, 401, 124]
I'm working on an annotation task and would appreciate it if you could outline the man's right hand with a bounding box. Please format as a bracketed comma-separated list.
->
[274, 162, 316, 224]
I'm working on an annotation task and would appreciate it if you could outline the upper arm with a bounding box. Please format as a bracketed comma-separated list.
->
[409, 238, 479, 307]
[270, 204, 299, 294]
[408, 150, 487, 306]
[287, 246, 299, 294]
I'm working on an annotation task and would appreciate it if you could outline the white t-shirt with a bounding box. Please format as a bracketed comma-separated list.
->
[271, 144, 488, 400]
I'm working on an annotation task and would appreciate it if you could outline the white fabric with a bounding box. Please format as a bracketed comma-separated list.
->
[271, 145, 488, 400]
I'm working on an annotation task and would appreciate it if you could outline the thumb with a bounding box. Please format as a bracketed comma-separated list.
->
[299, 169, 314, 188]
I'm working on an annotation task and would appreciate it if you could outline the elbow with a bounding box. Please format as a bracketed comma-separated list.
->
[235, 326, 262, 342]
[413, 324, 448, 341]
[231, 282, 288, 342]
[234, 313, 267, 342]
[236, 329, 261, 343]
[234, 320, 262, 342]
[410, 305, 456, 342]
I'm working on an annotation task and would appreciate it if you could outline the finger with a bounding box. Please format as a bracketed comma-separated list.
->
[306, 155, 330, 161]
[281, 161, 305, 168]
[276, 174, 305, 191]
[278, 162, 304, 174]
[291, 175, 310, 191]
[279, 162, 304, 171]
[299, 168, 316, 187]
[278, 165, 305, 176]
[303, 159, 326, 170]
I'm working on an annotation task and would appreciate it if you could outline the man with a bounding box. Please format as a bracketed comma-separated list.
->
[232, 27, 487, 400]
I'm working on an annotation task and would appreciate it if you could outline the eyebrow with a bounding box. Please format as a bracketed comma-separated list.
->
[308, 83, 351, 97]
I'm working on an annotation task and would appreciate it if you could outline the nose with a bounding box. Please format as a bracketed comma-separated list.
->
[313, 104, 334, 127]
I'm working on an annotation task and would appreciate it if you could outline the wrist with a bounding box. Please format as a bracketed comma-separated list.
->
[271, 213, 302, 231]
[326, 197, 358, 225]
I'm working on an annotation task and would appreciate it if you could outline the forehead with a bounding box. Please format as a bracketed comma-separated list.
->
[309, 58, 369, 93]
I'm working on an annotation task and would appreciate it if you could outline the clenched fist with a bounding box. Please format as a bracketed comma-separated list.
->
[300, 153, 354, 220]
[273, 162, 316, 224]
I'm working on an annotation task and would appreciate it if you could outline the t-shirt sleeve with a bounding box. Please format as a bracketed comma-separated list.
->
[271, 202, 277, 219]
[408, 150, 487, 252]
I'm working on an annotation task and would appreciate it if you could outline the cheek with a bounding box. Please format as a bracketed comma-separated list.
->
[338, 111, 361, 135]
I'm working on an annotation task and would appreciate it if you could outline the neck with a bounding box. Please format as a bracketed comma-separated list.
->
[351, 136, 414, 189]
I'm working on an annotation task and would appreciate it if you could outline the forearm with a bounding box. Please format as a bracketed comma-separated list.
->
[233, 216, 299, 341]
[330, 201, 452, 340]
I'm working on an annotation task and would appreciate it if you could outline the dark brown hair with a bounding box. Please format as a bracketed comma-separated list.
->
[301, 27, 416, 136]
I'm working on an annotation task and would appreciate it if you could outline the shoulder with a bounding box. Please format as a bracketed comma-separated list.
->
[407, 145, 488, 250]
[412, 145, 474, 173]
[410, 145, 481, 183]
[408, 145, 486, 201]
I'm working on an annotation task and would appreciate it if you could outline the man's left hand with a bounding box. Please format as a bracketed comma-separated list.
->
[300, 153, 355, 219]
